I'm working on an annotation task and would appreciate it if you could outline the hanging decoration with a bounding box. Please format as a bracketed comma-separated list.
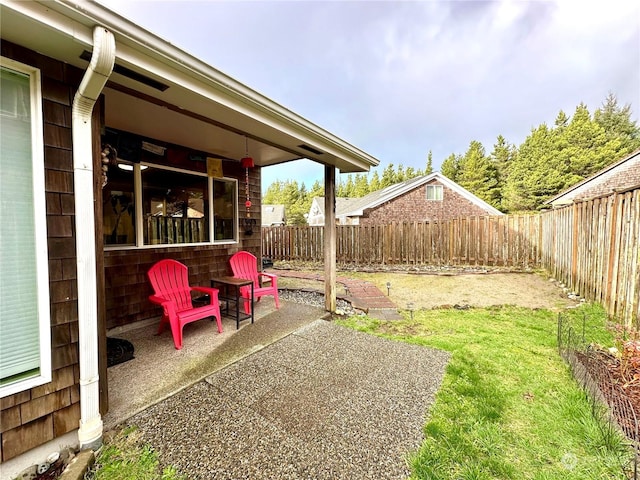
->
[100, 144, 117, 188]
[241, 136, 256, 235]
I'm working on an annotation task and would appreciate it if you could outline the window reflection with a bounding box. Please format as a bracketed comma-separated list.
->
[142, 167, 209, 245]
[102, 161, 237, 247]
[103, 164, 135, 245]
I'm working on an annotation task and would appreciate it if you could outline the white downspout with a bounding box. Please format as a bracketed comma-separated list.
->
[72, 26, 115, 450]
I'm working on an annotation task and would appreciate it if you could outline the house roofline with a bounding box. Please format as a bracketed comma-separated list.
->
[544, 148, 640, 205]
[342, 172, 503, 217]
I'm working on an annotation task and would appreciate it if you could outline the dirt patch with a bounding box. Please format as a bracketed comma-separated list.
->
[360, 272, 577, 311]
[274, 265, 578, 311]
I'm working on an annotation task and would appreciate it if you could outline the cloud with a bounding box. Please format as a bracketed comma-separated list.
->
[100, 0, 640, 183]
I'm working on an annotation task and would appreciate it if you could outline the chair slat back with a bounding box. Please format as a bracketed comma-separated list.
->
[230, 251, 260, 287]
[147, 259, 193, 310]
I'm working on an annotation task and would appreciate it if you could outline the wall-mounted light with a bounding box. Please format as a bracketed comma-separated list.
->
[386, 282, 391, 296]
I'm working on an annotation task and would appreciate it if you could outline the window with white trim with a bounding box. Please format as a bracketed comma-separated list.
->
[426, 184, 443, 201]
[103, 160, 237, 247]
[0, 58, 51, 397]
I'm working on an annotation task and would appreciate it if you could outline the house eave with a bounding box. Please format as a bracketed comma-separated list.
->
[545, 148, 640, 205]
[1, 0, 379, 173]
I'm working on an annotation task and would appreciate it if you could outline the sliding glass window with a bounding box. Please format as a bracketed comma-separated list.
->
[103, 161, 237, 247]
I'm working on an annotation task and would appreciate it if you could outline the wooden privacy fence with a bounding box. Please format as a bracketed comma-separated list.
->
[262, 214, 542, 267]
[541, 187, 639, 326]
[262, 187, 639, 325]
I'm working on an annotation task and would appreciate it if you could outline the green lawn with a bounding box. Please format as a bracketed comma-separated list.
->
[337, 304, 630, 480]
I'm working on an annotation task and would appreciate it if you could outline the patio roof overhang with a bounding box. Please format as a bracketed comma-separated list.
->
[1, 0, 380, 173]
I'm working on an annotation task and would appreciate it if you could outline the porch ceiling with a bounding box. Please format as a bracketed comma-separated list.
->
[1, 0, 379, 173]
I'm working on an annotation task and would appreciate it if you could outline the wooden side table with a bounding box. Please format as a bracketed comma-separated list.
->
[211, 276, 254, 329]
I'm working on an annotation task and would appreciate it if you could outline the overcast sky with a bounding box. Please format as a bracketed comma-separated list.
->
[100, 0, 640, 192]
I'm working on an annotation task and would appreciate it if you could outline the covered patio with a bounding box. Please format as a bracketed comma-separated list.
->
[103, 298, 326, 430]
[0, 0, 379, 470]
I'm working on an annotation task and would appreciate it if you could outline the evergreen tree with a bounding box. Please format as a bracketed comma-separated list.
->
[559, 103, 616, 184]
[405, 166, 416, 179]
[425, 151, 434, 175]
[308, 179, 324, 199]
[490, 135, 514, 209]
[344, 174, 355, 197]
[555, 110, 569, 128]
[380, 163, 396, 187]
[262, 180, 285, 204]
[503, 124, 566, 211]
[353, 173, 370, 197]
[441, 153, 461, 181]
[369, 171, 381, 192]
[457, 140, 501, 209]
[594, 92, 640, 154]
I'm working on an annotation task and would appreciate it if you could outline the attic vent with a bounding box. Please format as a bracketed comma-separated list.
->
[298, 144, 324, 155]
[80, 51, 170, 92]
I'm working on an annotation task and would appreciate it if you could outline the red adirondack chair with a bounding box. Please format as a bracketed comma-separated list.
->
[147, 259, 222, 350]
[229, 251, 279, 315]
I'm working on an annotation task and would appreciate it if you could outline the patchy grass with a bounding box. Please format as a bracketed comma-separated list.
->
[85, 426, 185, 480]
[337, 304, 631, 479]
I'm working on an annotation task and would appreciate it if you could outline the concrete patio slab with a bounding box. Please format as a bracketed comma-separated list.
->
[104, 299, 325, 430]
[126, 320, 450, 479]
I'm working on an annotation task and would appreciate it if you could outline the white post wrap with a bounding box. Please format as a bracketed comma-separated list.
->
[72, 26, 115, 450]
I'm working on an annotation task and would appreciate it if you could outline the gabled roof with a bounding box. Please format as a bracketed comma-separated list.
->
[310, 197, 359, 218]
[545, 149, 640, 206]
[337, 172, 503, 217]
[261, 204, 286, 226]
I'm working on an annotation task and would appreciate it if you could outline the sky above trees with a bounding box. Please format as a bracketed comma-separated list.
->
[264, 95, 640, 221]
[100, 0, 640, 192]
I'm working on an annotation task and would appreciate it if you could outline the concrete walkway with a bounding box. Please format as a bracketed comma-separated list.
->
[127, 320, 450, 479]
[272, 269, 404, 320]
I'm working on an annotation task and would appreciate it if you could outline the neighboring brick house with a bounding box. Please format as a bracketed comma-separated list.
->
[308, 172, 502, 225]
[545, 149, 640, 207]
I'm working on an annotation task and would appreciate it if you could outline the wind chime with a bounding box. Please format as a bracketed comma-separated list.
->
[241, 136, 256, 235]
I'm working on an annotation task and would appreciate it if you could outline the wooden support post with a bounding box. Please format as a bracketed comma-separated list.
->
[324, 166, 336, 312]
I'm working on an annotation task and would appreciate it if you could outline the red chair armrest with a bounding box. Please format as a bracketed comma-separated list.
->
[149, 294, 170, 306]
[258, 272, 277, 287]
[149, 295, 178, 317]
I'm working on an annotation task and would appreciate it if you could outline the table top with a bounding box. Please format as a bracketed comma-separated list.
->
[211, 276, 253, 287]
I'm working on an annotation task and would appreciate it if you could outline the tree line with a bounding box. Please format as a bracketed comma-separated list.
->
[263, 94, 640, 223]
